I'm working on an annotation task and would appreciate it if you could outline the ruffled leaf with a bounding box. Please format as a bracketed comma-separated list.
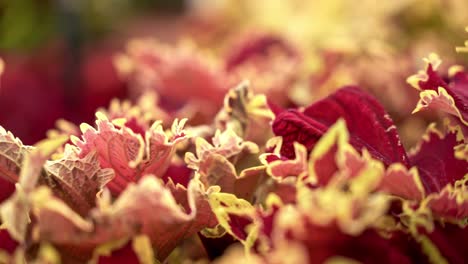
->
[208, 192, 256, 245]
[425, 176, 468, 221]
[41, 147, 114, 216]
[0, 126, 30, 188]
[212, 121, 414, 263]
[262, 142, 308, 181]
[185, 129, 262, 199]
[73, 115, 187, 195]
[297, 121, 389, 235]
[409, 124, 467, 194]
[30, 176, 218, 262]
[377, 164, 425, 200]
[187, 129, 258, 162]
[216, 81, 275, 145]
[98, 95, 171, 134]
[0, 135, 68, 242]
[270, 118, 386, 193]
[0, 126, 22, 203]
[407, 53, 468, 125]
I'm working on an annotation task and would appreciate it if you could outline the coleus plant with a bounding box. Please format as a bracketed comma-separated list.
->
[210, 55, 468, 263]
[0, 40, 467, 264]
[114, 32, 301, 127]
[0, 110, 219, 263]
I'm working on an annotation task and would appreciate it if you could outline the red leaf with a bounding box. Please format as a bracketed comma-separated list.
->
[273, 86, 408, 166]
[0, 229, 18, 254]
[408, 54, 468, 125]
[409, 127, 466, 194]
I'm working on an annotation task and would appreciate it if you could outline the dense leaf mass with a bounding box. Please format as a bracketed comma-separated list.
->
[0, 15, 467, 264]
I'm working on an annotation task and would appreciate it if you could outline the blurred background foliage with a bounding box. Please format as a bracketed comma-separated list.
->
[0, 0, 184, 51]
[0, 0, 466, 145]
[0, 0, 184, 144]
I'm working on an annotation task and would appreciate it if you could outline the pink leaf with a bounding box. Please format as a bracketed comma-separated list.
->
[74, 117, 187, 195]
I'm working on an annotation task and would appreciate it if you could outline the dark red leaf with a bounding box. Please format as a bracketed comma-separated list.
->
[273, 86, 409, 166]
[410, 129, 466, 193]
[0, 229, 18, 254]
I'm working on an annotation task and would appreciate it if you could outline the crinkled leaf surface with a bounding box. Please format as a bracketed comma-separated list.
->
[74, 116, 187, 195]
[31, 176, 217, 262]
[185, 129, 261, 198]
[0, 126, 29, 188]
[41, 148, 114, 216]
